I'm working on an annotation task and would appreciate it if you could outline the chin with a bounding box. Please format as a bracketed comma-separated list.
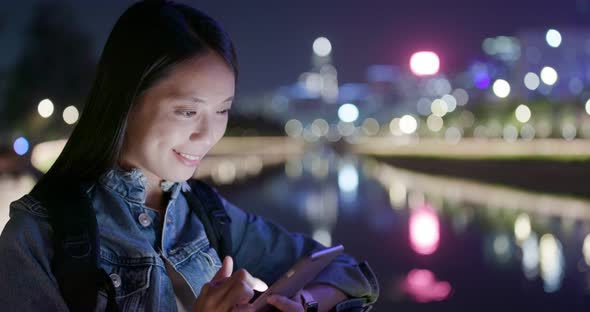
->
[164, 168, 197, 182]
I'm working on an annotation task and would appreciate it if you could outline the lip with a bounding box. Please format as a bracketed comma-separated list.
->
[173, 149, 201, 167]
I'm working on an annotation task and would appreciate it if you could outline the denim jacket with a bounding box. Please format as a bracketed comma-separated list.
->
[0, 168, 378, 311]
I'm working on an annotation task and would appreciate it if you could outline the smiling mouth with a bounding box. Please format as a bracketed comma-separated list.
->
[173, 149, 201, 161]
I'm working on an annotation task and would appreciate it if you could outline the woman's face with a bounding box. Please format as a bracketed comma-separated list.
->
[120, 52, 235, 183]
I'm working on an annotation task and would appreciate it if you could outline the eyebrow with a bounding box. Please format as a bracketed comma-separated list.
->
[168, 90, 234, 104]
[189, 96, 234, 104]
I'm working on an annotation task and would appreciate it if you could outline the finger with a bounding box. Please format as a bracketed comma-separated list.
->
[267, 295, 304, 312]
[218, 270, 268, 308]
[230, 269, 268, 292]
[211, 256, 233, 284]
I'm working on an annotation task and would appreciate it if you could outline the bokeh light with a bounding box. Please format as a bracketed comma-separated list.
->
[545, 29, 562, 48]
[426, 115, 443, 132]
[441, 94, 457, 112]
[492, 79, 511, 98]
[539, 234, 565, 293]
[338, 103, 359, 122]
[389, 118, 402, 136]
[515, 104, 532, 123]
[361, 118, 380, 136]
[401, 269, 452, 303]
[431, 99, 448, 117]
[584, 234, 590, 267]
[452, 88, 469, 106]
[503, 125, 519, 142]
[520, 124, 536, 141]
[514, 213, 531, 243]
[409, 203, 440, 255]
[561, 123, 576, 141]
[62, 105, 79, 125]
[285, 119, 303, 137]
[212, 161, 237, 185]
[540, 66, 558, 85]
[313, 37, 332, 57]
[37, 99, 54, 118]
[399, 115, 418, 134]
[13, 137, 29, 156]
[410, 51, 440, 76]
[311, 118, 330, 137]
[524, 72, 540, 90]
[445, 127, 462, 144]
[31, 139, 67, 173]
[338, 164, 358, 193]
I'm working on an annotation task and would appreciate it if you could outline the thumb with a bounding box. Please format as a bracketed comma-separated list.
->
[212, 256, 233, 283]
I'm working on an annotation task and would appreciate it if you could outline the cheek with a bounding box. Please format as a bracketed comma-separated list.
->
[213, 117, 229, 141]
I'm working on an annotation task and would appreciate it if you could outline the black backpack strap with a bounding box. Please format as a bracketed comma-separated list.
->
[30, 180, 119, 312]
[183, 180, 233, 260]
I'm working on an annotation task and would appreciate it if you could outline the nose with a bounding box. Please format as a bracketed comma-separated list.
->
[189, 113, 213, 146]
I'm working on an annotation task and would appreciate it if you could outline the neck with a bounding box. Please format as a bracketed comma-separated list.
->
[143, 172, 165, 212]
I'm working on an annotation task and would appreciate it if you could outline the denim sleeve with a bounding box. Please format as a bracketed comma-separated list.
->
[0, 201, 70, 311]
[221, 196, 379, 306]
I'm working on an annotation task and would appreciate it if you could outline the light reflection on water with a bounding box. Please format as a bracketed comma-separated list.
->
[235, 150, 590, 310]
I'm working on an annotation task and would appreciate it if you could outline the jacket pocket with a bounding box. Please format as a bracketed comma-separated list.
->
[100, 248, 154, 311]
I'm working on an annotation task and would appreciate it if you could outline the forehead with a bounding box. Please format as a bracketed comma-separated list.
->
[159, 52, 235, 98]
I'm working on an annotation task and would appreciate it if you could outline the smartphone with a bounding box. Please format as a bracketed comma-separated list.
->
[251, 245, 344, 312]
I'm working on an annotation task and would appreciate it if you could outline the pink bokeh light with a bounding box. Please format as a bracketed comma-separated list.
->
[409, 203, 440, 255]
[401, 269, 452, 303]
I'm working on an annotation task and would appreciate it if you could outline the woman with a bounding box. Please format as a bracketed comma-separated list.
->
[0, 1, 378, 311]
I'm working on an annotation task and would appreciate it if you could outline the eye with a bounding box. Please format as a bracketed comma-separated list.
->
[176, 110, 197, 118]
[217, 109, 231, 115]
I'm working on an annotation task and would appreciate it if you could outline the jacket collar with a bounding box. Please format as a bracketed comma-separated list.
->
[98, 167, 191, 204]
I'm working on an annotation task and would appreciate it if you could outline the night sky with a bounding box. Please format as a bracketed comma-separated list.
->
[1, 0, 589, 96]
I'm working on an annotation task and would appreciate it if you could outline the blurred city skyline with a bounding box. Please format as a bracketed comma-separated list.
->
[1, 0, 590, 95]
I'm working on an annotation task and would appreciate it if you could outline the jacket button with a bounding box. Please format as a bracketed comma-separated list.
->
[109, 273, 122, 288]
[138, 213, 152, 227]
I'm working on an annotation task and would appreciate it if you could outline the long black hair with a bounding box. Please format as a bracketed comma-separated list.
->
[36, 0, 238, 186]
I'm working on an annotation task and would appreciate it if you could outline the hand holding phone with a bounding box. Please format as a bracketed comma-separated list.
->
[251, 245, 344, 312]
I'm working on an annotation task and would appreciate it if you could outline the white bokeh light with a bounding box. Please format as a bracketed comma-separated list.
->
[338, 164, 358, 193]
[514, 213, 531, 243]
[524, 72, 540, 90]
[540, 67, 558, 85]
[409, 51, 440, 76]
[441, 94, 457, 112]
[38, 99, 54, 118]
[431, 99, 448, 117]
[426, 114, 443, 132]
[545, 29, 562, 48]
[313, 37, 332, 57]
[515, 104, 532, 123]
[338, 103, 359, 123]
[399, 115, 418, 134]
[285, 119, 303, 137]
[492, 79, 511, 98]
[62, 106, 79, 125]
